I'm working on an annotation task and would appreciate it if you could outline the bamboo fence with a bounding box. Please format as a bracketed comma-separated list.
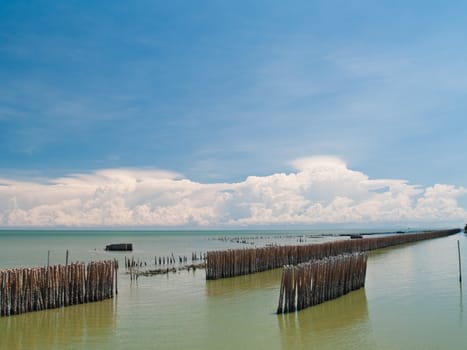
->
[277, 252, 368, 314]
[0, 259, 118, 317]
[206, 229, 460, 280]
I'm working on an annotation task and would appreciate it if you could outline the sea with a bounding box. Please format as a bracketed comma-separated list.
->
[0, 229, 466, 350]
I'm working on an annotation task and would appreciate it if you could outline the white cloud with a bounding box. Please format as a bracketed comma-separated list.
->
[0, 157, 466, 227]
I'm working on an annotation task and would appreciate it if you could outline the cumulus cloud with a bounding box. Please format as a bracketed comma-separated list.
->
[0, 157, 466, 227]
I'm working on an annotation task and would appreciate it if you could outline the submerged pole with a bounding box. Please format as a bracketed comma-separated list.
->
[458, 240, 462, 283]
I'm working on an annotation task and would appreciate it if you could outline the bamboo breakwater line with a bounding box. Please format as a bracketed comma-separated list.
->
[0, 260, 118, 317]
[277, 252, 368, 314]
[206, 229, 460, 280]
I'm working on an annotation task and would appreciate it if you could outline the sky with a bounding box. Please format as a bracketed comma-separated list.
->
[1, 0, 467, 228]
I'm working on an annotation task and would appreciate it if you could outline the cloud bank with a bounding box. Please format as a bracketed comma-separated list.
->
[0, 156, 466, 227]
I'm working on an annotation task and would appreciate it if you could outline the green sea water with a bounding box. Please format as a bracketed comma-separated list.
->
[0, 230, 466, 349]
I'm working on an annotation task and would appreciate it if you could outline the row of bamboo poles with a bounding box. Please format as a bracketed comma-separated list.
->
[124, 251, 206, 270]
[206, 229, 460, 280]
[0, 260, 118, 317]
[277, 252, 368, 314]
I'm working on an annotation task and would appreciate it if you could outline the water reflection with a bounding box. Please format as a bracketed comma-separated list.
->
[278, 289, 370, 349]
[0, 298, 116, 350]
[205, 268, 283, 298]
[460, 283, 464, 314]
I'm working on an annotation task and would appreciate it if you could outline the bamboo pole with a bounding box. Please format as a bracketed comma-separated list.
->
[458, 240, 462, 283]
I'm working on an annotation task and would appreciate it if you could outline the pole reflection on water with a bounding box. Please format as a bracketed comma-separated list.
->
[0, 298, 116, 350]
[204, 261, 374, 349]
[460, 284, 464, 315]
[277, 288, 373, 349]
[205, 268, 283, 298]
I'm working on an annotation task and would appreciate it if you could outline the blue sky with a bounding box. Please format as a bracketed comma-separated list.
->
[1, 1, 467, 227]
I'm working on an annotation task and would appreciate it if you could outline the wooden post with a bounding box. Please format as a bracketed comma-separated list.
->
[115, 259, 118, 295]
[66, 250, 69, 266]
[458, 240, 462, 283]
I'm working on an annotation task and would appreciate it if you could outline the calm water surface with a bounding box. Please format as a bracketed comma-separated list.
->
[0, 230, 466, 349]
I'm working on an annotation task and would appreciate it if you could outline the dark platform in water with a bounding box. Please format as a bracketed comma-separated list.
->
[105, 243, 133, 251]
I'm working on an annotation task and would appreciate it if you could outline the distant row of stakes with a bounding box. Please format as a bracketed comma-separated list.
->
[124, 252, 207, 280]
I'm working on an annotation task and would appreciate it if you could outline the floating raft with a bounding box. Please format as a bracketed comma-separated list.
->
[105, 243, 133, 251]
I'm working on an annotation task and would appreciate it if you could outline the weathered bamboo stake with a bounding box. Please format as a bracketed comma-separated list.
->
[458, 240, 462, 283]
[114, 259, 119, 295]
[0, 271, 3, 316]
[5, 271, 10, 316]
[277, 266, 286, 314]
[284, 266, 291, 313]
[10, 270, 16, 315]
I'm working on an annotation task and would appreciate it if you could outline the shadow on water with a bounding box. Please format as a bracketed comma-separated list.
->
[277, 288, 370, 349]
[0, 298, 116, 350]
